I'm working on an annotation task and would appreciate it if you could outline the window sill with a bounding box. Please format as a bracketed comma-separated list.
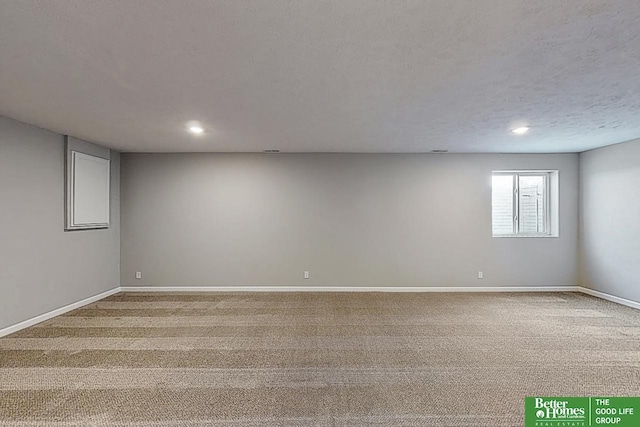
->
[493, 234, 558, 238]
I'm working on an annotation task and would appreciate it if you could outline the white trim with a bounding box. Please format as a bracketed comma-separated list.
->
[577, 286, 640, 310]
[2, 286, 637, 338]
[492, 234, 558, 238]
[0, 287, 120, 338]
[120, 285, 579, 293]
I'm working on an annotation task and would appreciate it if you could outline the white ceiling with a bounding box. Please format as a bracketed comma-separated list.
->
[1, 1, 640, 153]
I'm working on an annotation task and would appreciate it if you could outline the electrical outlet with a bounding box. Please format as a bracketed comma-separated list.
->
[135, 271, 142, 279]
[303, 271, 310, 279]
[477, 271, 483, 279]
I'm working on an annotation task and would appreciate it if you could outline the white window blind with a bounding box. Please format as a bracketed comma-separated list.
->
[492, 171, 552, 237]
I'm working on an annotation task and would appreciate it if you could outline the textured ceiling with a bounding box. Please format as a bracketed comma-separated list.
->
[1, 1, 640, 153]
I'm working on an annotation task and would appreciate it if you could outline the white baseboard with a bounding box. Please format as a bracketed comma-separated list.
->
[120, 285, 580, 293]
[2, 285, 636, 338]
[0, 287, 120, 338]
[577, 286, 640, 310]
[118, 285, 636, 310]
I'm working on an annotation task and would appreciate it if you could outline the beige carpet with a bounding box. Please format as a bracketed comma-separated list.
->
[0, 291, 639, 426]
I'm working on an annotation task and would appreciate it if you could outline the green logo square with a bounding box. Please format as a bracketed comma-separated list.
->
[526, 397, 588, 426]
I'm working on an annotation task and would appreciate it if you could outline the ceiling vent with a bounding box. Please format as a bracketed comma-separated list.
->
[431, 149, 449, 153]
[263, 149, 280, 153]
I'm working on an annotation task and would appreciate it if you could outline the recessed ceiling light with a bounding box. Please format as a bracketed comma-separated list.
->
[188, 125, 204, 134]
[511, 126, 530, 135]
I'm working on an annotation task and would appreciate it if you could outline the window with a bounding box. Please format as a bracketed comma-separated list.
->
[492, 171, 558, 237]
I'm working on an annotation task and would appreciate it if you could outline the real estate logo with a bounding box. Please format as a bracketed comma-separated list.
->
[527, 397, 587, 426]
[525, 397, 640, 427]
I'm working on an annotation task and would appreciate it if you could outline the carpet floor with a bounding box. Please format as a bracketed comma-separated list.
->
[0, 291, 639, 426]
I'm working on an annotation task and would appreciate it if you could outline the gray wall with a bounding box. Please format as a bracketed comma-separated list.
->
[121, 153, 579, 287]
[579, 139, 640, 303]
[0, 116, 120, 330]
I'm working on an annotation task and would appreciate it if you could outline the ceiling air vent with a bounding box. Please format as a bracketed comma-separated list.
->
[431, 149, 449, 153]
[263, 149, 280, 153]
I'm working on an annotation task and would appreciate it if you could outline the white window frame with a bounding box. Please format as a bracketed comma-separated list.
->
[492, 171, 553, 238]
